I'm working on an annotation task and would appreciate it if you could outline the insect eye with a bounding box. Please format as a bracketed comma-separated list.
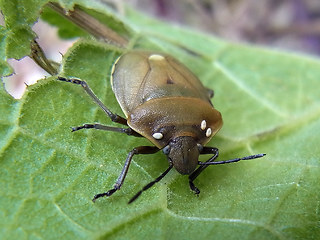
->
[162, 145, 171, 155]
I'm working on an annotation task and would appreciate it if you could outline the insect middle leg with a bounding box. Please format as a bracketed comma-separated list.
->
[57, 77, 127, 125]
[71, 123, 142, 137]
[92, 146, 160, 202]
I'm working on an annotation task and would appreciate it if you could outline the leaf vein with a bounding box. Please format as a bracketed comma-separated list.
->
[214, 61, 287, 117]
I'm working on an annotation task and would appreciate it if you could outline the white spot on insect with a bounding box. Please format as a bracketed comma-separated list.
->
[201, 120, 207, 130]
[152, 132, 163, 140]
[149, 54, 165, 61]
[206, 128, 212, 137]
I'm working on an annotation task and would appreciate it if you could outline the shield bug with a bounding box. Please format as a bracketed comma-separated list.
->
[57, 51, 265, 203]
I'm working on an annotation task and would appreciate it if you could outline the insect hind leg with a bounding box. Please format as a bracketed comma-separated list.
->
[57, 77, 127, 125]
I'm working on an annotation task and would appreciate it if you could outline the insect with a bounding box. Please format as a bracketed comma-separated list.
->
[57, 51, 265, 203]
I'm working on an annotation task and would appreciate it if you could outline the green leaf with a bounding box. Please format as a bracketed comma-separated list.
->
[0, 27, 12, 77]
[1, 2, 320, 240]
[0, 0, 48, 59]
[40, 6, 89, 39]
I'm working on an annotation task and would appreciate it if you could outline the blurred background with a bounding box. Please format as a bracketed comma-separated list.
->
[2, 0, 320, 98]
[128, 0, 320, 54]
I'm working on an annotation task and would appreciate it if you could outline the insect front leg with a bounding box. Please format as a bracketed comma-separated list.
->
[57, 77, 127, 125]
[206, 88, 214, 99]
[92, 146, 159, 202]
[128, 163, 173, 204]
[188, 147, 219, 195]
[189, 148, 266, 195]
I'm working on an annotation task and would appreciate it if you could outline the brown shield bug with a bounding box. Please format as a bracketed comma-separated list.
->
[57, 51, 265, 203]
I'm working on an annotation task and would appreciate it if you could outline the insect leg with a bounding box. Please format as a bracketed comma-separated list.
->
[128, 163, 173, 204]
[189, 149, 266, 195]
[188, 147, 219, 194]
[92, 146, 159, 202]
[57, 77, 127, 125]
[71, 123, 142, 137]
[206, 88, 214, 98]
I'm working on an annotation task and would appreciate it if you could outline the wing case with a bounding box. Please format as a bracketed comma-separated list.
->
[111, 51, 211, 117]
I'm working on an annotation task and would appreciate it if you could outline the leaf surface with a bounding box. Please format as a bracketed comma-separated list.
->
[0, 1, 319, 239]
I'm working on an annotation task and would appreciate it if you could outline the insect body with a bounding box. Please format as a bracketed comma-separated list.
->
[58, 51, 265, 203]
[112, 52, 223, 174]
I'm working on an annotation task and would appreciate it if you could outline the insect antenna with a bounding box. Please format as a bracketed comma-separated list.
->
[198, 153, 266, 165]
